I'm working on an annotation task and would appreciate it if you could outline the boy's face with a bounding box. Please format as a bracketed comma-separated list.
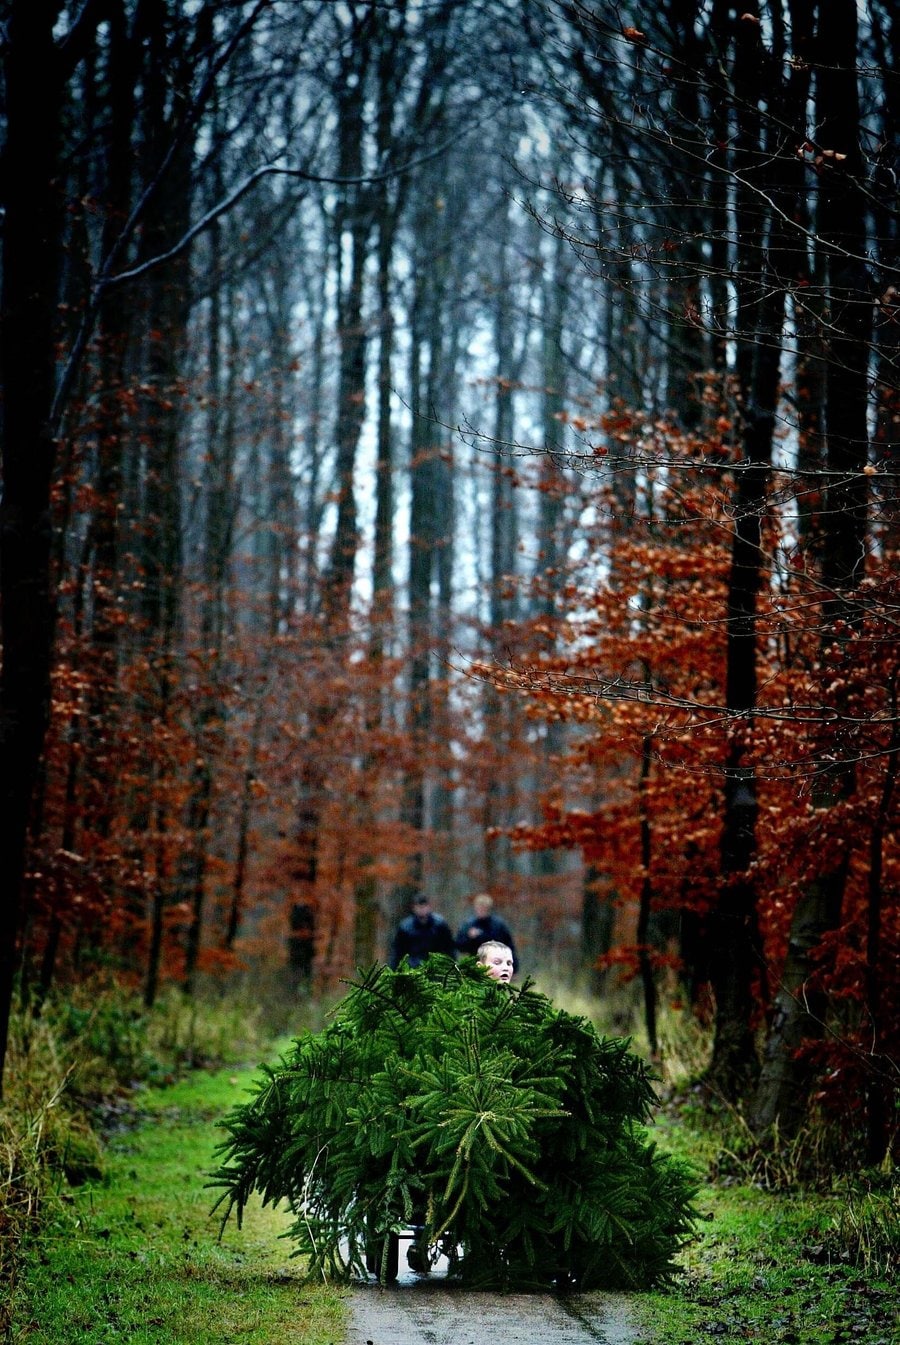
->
[481, 947, 514, 983]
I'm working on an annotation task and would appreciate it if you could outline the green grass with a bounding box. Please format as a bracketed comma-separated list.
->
[9, 984, 898, 1345]
[10, 1062, 346, 1345]
[632, 1109, 899, 1345]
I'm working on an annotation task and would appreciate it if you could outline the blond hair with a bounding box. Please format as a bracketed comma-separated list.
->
[476, 940, 512, 963]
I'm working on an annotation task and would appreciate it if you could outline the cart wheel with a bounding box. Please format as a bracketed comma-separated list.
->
[406, 1240, 429, 1273]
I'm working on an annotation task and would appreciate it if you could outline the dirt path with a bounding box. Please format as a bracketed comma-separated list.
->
[348, 1242, 645, 1345]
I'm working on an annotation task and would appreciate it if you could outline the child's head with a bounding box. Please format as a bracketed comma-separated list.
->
[476, 941, 514, 983]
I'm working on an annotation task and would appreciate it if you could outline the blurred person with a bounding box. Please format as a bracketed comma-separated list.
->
[389, 894, 455, 969]
[455, 892, 518, 971]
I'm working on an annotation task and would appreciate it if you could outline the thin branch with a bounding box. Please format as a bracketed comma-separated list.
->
[103, 95, 505, 291]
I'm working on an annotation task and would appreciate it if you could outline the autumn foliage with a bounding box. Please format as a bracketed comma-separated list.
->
[2, 0, 897, 1170]
[498, 408, 898, 1154]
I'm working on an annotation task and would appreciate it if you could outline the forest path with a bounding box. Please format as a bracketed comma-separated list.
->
[348, 1248, 644, 1345]
[349, 1281, 643, 1345]
[347, 1280, 643, 1345]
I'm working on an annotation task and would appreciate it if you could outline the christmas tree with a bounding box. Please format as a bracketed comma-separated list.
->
[210, 956, 698, 1289]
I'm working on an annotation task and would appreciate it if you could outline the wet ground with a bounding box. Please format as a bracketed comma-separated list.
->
[348, 1233, 644, 1345]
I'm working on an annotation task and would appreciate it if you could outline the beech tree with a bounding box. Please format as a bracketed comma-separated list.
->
[1, 0, 299, 1088]
[498, 0, 898, 1146]
[0, 1, 67, 1093]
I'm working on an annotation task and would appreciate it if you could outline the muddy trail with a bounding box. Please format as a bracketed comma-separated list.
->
[348, 1237, 644, 1345]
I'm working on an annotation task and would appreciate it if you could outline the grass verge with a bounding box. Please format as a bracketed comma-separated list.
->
[9, 1061, 346, 1345]
[631, 1103, 898, 1345]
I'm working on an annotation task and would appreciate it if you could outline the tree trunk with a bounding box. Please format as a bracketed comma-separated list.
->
[0, 0, 65, 1096]
[135, 0, 194, 1003]
[750, 0, 873, 1133]
[321, 56, 370, 625]
[293, 39, 373, 970]
[182, 157, 232, 995]
[707, 0, 809, 1099]
[86, 0, 138, 831]
[397, 267, 433, 914]
[863, 692, 898, 1164]
[637, 735, 659, 1056]
[483, 197, 526, 886]
[581, 865, 614, 994]
[749, 865, 846, 1135]
[354, 193, 398, 968]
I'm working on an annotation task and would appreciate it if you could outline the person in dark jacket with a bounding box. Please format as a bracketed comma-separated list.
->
[455, 893, 518, 971]
[389, 894, 456, 969]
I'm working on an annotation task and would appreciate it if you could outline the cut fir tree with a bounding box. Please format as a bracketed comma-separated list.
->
[209, 957, 698, 1290]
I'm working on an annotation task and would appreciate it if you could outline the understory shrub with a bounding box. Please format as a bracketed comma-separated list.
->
[42, 981, 161, 1095]
[827, 1175, 899, 1278]
[210, 956, 699, 1290]
[0, 1011, 105, 1336]
[38, 971, 312, 1095]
